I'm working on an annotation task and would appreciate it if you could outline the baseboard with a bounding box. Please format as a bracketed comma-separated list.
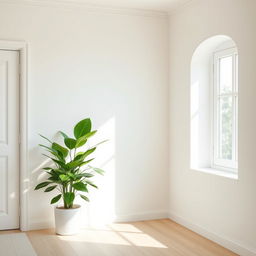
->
[114, 210, 169, 222]
[168, 211, 256, 256]
[29, 219, 54, 231]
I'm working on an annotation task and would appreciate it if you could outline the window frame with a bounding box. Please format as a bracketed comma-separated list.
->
[212, 47, 238, 173]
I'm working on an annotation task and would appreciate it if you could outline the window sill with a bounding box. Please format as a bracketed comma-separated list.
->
[191, 167, 238, 180]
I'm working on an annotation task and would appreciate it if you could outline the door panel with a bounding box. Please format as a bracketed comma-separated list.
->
[0, 157, 8, 215]
[0, 60, 8, 143]
[0, 50, 19, 230]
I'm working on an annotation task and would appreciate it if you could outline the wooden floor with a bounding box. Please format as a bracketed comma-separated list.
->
[1, 219, 238, 256]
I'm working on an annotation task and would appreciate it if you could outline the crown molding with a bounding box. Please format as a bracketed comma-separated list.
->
[0, 0, 168, 18]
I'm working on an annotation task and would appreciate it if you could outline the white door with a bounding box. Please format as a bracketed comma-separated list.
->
[0, 50, 19, 230]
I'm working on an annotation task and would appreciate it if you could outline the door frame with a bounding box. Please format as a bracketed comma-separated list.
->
[0, 40, 28, 231]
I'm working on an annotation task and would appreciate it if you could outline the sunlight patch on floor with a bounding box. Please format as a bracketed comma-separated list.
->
[59, 230, 130, 246]
[58, 223, 168, 249]
[120, 232, 168, 248]
[109, 223, 142, 233]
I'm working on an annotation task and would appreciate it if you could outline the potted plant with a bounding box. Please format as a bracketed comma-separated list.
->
[35, 118, 105, 235]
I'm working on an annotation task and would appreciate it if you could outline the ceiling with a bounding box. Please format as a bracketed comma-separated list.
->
[63, 0, 193, 12]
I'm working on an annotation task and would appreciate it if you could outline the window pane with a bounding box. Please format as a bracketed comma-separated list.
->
[219, 96, 233, 160]
[219, 56, 233, 94]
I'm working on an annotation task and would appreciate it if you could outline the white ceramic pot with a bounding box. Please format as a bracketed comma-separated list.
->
[54, 204, 81, 235]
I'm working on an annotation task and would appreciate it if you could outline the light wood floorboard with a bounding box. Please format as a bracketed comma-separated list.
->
[1, 219, 238, 256]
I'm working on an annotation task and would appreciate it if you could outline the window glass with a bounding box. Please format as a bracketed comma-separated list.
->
[219, 56, 232, 94]
[214, 47, 238, 171]
[219, 95, 233, 160]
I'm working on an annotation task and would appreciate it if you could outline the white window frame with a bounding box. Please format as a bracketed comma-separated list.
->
[213, 47, 238, 172]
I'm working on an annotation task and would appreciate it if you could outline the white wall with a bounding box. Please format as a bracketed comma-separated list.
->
[169, 0, 256, 255]
[0, 2, 169, 229]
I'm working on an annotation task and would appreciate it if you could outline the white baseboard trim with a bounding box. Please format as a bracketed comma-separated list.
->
[114, 210, 169, 222]
[168, 211, 256, 256]
[29, 219, 54, 231]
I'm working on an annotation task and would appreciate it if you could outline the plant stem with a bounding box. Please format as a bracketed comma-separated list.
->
[63, 185, 67, 208]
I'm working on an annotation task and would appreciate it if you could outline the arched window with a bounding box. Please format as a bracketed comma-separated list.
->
[191, 35, 238, 175]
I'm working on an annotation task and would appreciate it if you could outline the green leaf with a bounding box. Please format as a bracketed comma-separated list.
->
[39, 144, 57, 152]
[35, 182, 51, 190]
[85, 179, 98, 189]
[45, 149, 64, 161]
[54, 169, 66, 174]
[79, 158, 94, 167]
[67, 172, 76, 179]
[40, 145, 65, 161]
[72, 182, 88, 192]
[74, 152, 84, 159]
[39, 134, 52, 144]
[52, 143, 69, 158]
[66, 157, 94, 170]
[75, 131, 97, 148]
[84, 130, 97, 139]
[81, 173, 94, 178]
[51, 194, 62, 204]
[59, 174, 70, 182]
[59, 131, 69, 139]
[44, 185, 57, 192]
[90, 166, 105, 175]
[64, 138, 77, 149]
[74, 118, 91, 139]
[43, 167, 52, 170]
[75, 137, 87, 148]
[64, 192, 75, 205]
[66, 160, 82, 170]
[80, 194, 89, 202]
[50, 158, 67, 169]
[74, 152, 85, 161]
[83, 147, 96, 159]
[48, 176, 61, 183]
[74, 148, 96, 162]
